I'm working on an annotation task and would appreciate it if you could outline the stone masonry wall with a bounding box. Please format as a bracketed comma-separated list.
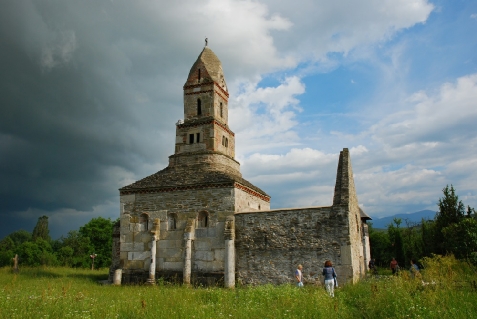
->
[119, 187, 235, 282]
[235, 207, 354, 285]
[234, 187, 270, 213]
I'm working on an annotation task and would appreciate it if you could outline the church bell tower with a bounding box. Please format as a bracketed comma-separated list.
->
[173, 45, 235, 159]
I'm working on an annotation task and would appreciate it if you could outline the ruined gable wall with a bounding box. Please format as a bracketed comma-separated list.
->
[234, 187, 270, 213]
[235, 207, 353, 285]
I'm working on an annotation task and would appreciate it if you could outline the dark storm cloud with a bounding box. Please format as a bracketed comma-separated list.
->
[0, 1, 191, 238]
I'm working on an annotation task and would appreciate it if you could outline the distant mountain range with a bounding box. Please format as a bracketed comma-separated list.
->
[370, 210, 436, 229]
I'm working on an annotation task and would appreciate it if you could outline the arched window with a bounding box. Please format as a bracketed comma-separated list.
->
[197, 99, 202, 115]
[222, 136, 225, 146]
[220, 103, 223, 117]
[168, 213, 177, 231]
[198, 68, 201, 82]
[198, 211, 209, 228]
[139, 213, 149, 231]
[225, 138, 228, 147]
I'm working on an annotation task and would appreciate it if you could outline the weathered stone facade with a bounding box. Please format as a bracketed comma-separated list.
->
[110, 45, 371, 287]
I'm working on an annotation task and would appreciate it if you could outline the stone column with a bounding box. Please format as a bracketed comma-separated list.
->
[224, 216, 235, 288]
[183, 218, 195, 286]
[146, 218, 160, 285]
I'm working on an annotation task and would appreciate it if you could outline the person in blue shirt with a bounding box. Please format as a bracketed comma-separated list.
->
[322, 260, 337, 297]
[410, 259, 420, 278]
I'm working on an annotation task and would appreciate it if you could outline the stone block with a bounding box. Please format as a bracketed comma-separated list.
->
[214, 249, 225, 261]
[128, 251, 151, 261]
[163, 230, 183, 240]
[163, 261, 183, 271]
[121, 242, 145, 252]
[161, 248, 183, 259]
[193, 240, 211, 250]
[194, 250, 214, 261]
[158, 239, 183, 250]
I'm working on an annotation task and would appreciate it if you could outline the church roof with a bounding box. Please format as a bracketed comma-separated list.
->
[359, 207, 372, 220]
[186, 47, 227, 89]
[120, 163, 269, 198]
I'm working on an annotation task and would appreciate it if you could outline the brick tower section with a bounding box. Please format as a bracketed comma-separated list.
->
[174, 47, 235, 159]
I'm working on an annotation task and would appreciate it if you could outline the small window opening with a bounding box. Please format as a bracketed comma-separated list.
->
[222, 136, 225, 146]
[258, 204, 261, 210]
[225, 138, 228, 147]
[189, 134, 194, 144]
[197, 99, 202, 115]
[356, 215, 360, 233]
[196, 133, 200, 143]
[168, 213, 177, 230]
[198, 211, 209, 228]
[220, 103, 223, 117]
[198, 69, 201, 82]
[139, 213, 149, 231]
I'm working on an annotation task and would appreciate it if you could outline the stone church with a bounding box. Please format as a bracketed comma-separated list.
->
[110, 45, 371, 287]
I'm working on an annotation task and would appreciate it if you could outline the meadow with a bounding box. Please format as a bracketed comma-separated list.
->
[0, 255, 476, 319]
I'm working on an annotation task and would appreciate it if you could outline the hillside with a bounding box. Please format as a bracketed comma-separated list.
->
[370, 210, 436, 229]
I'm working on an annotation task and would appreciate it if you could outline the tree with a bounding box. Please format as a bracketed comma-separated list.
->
[79, 217, 114, 268]
[7, 230, 32, 246]
[56, 230, 93, 267]
[388, 218, 406, 265]
[442, 218, 477, 264]
[32, 215, 50, 241]
[368, 223, 392, 266]
[0, 236, 15, 266]
[435, 185, 465, 253]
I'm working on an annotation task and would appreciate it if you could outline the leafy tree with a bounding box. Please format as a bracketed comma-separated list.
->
[17, 238, 57, 266]
[388, 218, 406, 265]
[0, 236, 15, 266]
[79, 217, 114, 268]
[7, 230, 32, 247]
[368, 223, 392, 266]
[442, 218, 477, 265]
[32, 215, 50, 241]
[435, 185, 465, 253]
[56, 230, 93, 267]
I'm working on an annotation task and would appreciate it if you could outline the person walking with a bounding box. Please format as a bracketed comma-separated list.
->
[322, 260, 337, 297]
[369, 258, 377, 275]
[390, 257, 398, 275]
[295, 264, 304, 287]
[410, 259, 420, 278]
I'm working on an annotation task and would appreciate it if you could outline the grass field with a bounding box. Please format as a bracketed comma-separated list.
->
[1, 255, 476, 318]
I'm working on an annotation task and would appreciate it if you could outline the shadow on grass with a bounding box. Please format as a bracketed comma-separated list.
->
[18, 269, 63, 279]
[67, 272, 109, 282]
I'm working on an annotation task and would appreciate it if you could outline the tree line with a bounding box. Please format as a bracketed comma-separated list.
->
[369, 185, 477, 268]
[0, 216, 116, 269]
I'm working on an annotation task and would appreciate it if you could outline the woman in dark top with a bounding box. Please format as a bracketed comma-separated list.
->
[322, 260, 337, 297]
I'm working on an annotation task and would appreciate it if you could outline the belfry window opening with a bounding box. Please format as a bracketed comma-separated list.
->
[189, 134, 194, 144]
[225, 138, 228, 147]
[220, 103, 223, 117]
[197, 99, 202, 115]
[196, 133, 200, 143]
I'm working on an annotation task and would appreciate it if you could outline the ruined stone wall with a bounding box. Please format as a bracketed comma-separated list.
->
[235, 207, 355, 285]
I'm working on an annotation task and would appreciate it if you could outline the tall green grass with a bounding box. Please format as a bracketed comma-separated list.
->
[0, 255, 476, 318]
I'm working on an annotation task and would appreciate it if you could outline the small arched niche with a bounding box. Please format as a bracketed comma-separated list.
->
[197, 211, 209, 228]
[168, 213, 177, 231]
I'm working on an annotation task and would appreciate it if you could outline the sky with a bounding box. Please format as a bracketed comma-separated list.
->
[1, 0, 476, 239]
